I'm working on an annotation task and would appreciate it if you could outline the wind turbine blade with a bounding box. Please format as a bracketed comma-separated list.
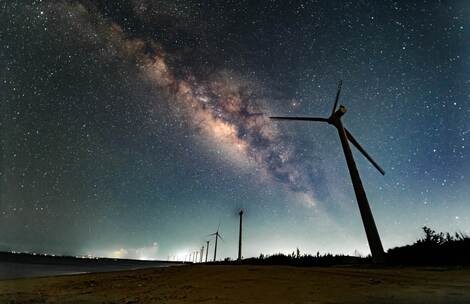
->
[207, 233, 217, 236]
[218, 233, 224, 241]
[331, 80, 342, 116]
[217, 222, 220, 232]
[345, 128, 385, 175]
[270, 116, 328, 122]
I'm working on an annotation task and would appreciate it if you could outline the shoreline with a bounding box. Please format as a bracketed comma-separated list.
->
[2, 265, 470, 303]
[0, 252, 184, 280]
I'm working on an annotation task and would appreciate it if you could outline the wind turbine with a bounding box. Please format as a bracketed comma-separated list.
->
[270, 81, 386, 263]
[208, 223, 223, 262]
[238, 209, 244, 261]
[205, 240, 210, 262]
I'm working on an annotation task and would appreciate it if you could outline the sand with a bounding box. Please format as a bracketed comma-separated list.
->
[1, 265, 470, 303]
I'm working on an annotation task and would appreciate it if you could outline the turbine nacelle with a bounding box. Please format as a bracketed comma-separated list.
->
[329, 105, 347, 125]
[336, 105, 347, 116]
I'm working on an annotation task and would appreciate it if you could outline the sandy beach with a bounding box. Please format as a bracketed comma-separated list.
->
[1, 265, 470, 303]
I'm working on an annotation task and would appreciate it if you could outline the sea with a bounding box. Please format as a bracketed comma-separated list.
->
[0, 252, 183, 280]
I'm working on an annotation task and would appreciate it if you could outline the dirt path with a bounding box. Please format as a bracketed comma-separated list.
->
[1, 265, 470, 303]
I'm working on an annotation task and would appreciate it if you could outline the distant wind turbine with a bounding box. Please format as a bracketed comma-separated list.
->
[208, 223, 223, 262]
[238, 209, 244, 260]
[270, 81, 386, 263]
[205, 240, 210, 262]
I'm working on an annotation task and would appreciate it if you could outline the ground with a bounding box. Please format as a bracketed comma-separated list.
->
[1, 265, 470, 303]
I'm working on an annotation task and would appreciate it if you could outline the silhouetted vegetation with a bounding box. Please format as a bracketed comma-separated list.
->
[387, 226, 470, 265]
[214, 227, 470, 267]
[241, 252, 369, 266]
[215, 249, 371, 267]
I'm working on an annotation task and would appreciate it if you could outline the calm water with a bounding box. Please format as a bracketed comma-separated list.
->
[0, 261, 178, 280]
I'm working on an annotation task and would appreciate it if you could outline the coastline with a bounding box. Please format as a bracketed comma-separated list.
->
[2, 265, 470, 303]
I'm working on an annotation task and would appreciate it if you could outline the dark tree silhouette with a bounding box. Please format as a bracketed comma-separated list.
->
[387, 226, 470, 265]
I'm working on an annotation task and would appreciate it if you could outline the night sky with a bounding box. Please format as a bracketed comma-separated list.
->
[1, 0, 469, 260]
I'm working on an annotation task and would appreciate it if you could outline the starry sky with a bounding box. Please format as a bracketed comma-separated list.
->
[1, 0, 469, 260]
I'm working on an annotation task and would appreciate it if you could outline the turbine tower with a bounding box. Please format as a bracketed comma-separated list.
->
[200, 246, 204, 263]
[205, 240, 210, 262]
[209, 224, 223, 262]
[270, 81, 386, 263]
[238, 209, 244, 260]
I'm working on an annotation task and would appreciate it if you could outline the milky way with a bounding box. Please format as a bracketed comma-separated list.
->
[141, 48, 318, 207]
[69, 3, 321, 207]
